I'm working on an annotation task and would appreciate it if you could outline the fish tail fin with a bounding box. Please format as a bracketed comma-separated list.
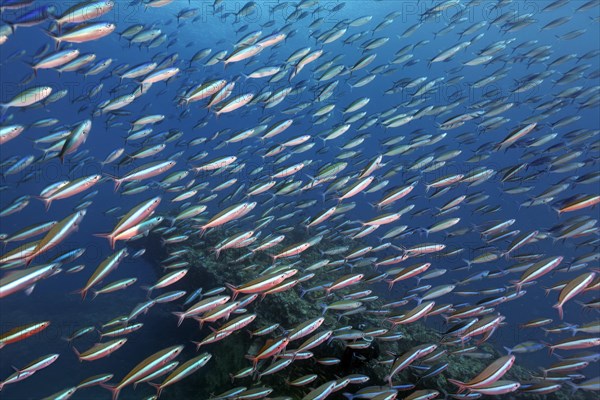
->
[552, 206, 562, 216]
[503, 346, 513, 355]
[243, 354, 257, 364]
[172, 312, 185, 327]
[21, 59, 37, 76]
[341, 393, 355, 400]
[103, 173, 122, 191]
[319, 302, 328, 315]
[24, 256, 34, 267]
[440, 314, 451, 325]
[34, 196, 52, 211]
[71, 287, 88, 300]
[103, 385, 121, 400]
[42, 28, 61, 49]
[447, 379, 466, 393]
[553, 303, 564, 320]
[298, 286, 308, 298]
[565, 322, 579, 336]
[141, 285, 153, 298]
[93, 233, 116, 250]
[510, 280, 522, 293]
[252, 369, 261, 382]
[565, 381, 579, 394]
[225, 283, 239, 300]
[72, 346, 82, 362]
[192, 340, 202, 351]
[148, 382, 162, 397]
[385, 279, 394, 291]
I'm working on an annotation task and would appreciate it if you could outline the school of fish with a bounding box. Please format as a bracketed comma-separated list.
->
[0, 0, 599, 399]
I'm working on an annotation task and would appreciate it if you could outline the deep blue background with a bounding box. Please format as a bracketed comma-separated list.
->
[0, 1, 599, 399]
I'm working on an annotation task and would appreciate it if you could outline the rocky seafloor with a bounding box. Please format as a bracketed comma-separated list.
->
[139, 227, 596, 400]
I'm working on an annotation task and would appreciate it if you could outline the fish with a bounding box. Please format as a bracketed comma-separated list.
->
[37, 174, 101, 210]
[48, 22, 115, 47]
[148, 352, 211, 397]
[0, 1, 598, 399]
[21, 210, 87, 266]
[77, 248, 128, 299]
[448, 355, 516, 393]
[104, 345, 183, 400]
[0, 262, 60, 298]
[0, 86, 52, 113]
[0, 321, 50, 349]
[553, 272, 596, 319]
[227, 269, 298, 300]
[73, 338, 128, 362]
[107, 160, 176, 191]
[511, 256, 564, 292]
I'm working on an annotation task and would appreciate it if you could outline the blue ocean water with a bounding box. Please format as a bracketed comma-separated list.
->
[0, 0, 599, 399]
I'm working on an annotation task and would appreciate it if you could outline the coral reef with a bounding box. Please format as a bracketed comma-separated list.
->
[147, 230, 596, 400]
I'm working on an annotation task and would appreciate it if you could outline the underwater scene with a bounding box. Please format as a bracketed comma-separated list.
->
[0, 0, 599, 399]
